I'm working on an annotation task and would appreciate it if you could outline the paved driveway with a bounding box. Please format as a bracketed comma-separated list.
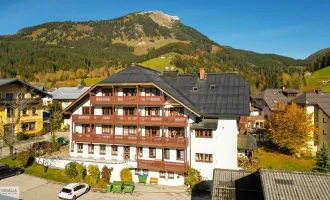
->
[0, 174, 192, 200]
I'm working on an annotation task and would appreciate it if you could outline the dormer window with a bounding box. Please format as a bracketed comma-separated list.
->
[193, 87, 198, 91]
[210, 85, 216, 90]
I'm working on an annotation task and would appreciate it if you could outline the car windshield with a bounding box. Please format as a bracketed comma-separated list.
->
[61, 188, 71, 193]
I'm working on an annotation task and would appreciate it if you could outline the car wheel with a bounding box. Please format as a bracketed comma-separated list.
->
[72, 195, 76, 200]
[85, 188, 89, 193]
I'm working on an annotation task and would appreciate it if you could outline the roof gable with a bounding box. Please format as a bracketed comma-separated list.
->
[0, 78, 50, 97]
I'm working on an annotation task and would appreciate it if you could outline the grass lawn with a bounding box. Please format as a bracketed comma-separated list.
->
[304, 66, 330, 92]
[140, 52, 184, 73]
[0, 157, 107, 188]
[258, 148, 315, 171]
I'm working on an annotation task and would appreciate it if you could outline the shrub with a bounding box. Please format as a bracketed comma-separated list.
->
[51, 134, 59, 152]
[101, 166, 112, 183]
[88, 165, 100, 184]
[17, 132, 29, 141]
[194, 181, 210, 192]
[64, 162, 78, 178]
[76, 162, 86, 181]
[120, 168, 132, 182]
[16, 151, 33, 168]
[185, 167, 202, 189]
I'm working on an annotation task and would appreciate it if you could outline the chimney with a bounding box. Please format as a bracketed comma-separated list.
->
[199, 68, 205, 80]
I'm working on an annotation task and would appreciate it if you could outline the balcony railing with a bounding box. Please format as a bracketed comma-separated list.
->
[72, 114, 188, 126]
[72, 132, 188, 148]
[137, 159, 188, 173]
[90, 96, 164, 105]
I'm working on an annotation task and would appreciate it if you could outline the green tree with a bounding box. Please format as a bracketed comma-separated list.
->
[185, 167, 202, 189]
[313, 144, 330, 172]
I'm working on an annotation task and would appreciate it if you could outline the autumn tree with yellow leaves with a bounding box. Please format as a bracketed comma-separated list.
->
[267, 103, 317, 155]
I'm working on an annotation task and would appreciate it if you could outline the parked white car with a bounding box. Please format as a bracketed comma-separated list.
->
[59, 183, 90, 200]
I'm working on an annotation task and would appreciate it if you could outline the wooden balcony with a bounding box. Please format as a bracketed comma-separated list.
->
[137, 160, 188, 173]
[90, 96, 163, 105]
[90, 96, 113, 105]
[113, 135, 138, 144]
[138, 136, 188, 148]
[138, 116, 163, 125]
[247, 115, 264, 121]
[163, 116, 188, 126]
[115, 115, 138, 124]
[72, 115, 91, 124]
[138, 96, 163, 105]
[93, 115, 114, 124]
[72, 132, 112, 143]
[164, 137, 188, 148]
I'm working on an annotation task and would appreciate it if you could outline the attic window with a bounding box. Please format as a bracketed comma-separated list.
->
[193, 87, 198, 91]
[210, 85, 216, 90]
[275, 179, 294, 185]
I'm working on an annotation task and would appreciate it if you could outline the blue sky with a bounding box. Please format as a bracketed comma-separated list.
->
[0, 0, 329, 59]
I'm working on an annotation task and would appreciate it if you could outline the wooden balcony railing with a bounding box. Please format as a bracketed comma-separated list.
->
[72, 132, 188, 148]
[247, 115, 264, 121]
[72, 114, 188, 126]
[137, 160, 188, 173]
[90, 96, 163, 105]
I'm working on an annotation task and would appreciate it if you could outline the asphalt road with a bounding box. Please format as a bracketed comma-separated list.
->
[0, 174, 192, 200]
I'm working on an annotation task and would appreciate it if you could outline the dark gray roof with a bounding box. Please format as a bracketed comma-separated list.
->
[0, 78, 49, 97]
[101, 65, 250, 117]
[212, 168, 263, 200]
[260, 169, 330, 200]
[254, 89, 301, 111]
[237, 134, 258, 150]
[289, 92, 330, 117]
[51, 87, 91, 100]
[190, 119, 218, 130]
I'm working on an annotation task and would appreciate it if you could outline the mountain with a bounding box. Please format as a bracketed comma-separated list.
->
[307, 48, 330, 62]
[0, 11, 311, 92]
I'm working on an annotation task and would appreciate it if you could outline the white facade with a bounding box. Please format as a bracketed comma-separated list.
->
[64, 85, 240, 186]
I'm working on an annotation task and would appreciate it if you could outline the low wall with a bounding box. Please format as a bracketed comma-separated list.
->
[35, 157, 184, 186]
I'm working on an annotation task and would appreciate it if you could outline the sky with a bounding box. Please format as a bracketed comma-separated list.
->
[0, 0, 329, 59]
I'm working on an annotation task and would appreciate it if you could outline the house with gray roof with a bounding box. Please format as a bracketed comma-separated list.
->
[212, 168, 330, 200]
[62, 64, 250, 186]
[254, 88, 301, 118]
[290, 90, 330, 152]
[50, 86, 91, 109]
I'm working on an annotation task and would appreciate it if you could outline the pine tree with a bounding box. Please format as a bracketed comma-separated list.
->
[313, 143, 330, 173]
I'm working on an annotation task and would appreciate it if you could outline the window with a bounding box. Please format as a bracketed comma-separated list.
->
[192, 87, 198, 91]
[143, 169, 149, 175]
[4, 125, 13, 135]
[210, 85, 216, 90]
[323, 130, 327, 135]
[82, 124, 91, 134]
[145, 88, 161, 96]
[5, 92, 14, 100]
[82, 107, 90, 115]
[22, 107, 28, 116]
[196, 153, 213, 163]
[168, 172, 174, 179]
[102, 125, 113, 134]
[123, 88, 136, 96]
[135, 168, 141, 175]
[71, 142, 74, 152]
[28, 122, 35, 131]
[176, 149, 184, 161]
[145, 107, 160, 116]
[195, 129, 212, 138]
[145, 126, 160, 136]
[102, 88, 112, 96]
[100, 145, 106, 155]
[123, 107, 136, 115]
[102, 107, 113, 115]
[323, 118, 327, 123]
[88, 144, 94, 154]
[164, 148, 170, 160]
[111, 145, 118, 155]
[77, 144, 83, 153]
[139, 147, 143, 158]
[149, 147, 156, 158]
[159, 171, 166, 178]
[123, 126, 137, 135]
[6, 108, 14, 118]
[169, 107, 184, 117]
[169, 127, 185, 138]
[32, 107, 37, 115]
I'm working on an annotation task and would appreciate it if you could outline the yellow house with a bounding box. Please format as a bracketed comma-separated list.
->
[0, 78, 49, 135]
[290, 91, 330, 153]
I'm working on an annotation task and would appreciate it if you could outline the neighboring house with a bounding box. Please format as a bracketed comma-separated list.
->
[254, 88, 300, 119]
[290, 90, 330, 152]
[0, 78, 50, 135]
[212, 168, 330, 200]
[51, 86, 91, 127]
[63, 65, 250, 186]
